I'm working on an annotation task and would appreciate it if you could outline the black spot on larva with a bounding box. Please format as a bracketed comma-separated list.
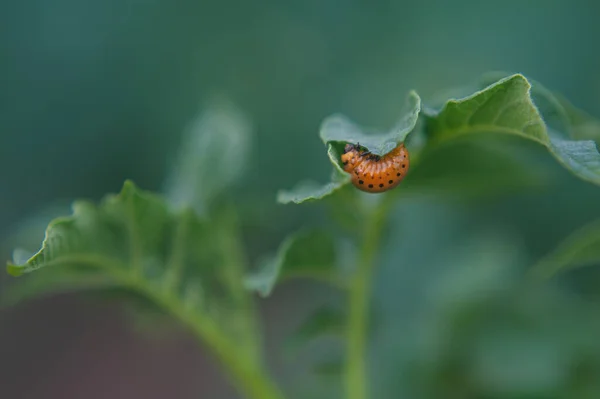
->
[379, 184, 384, 188]
[402, 164, 406, 168]
[359, 180, 364, 185]
[355, 171, 359, 175]
[397, 173, 401, 176]
[368, 184, 373, 188]
[388, 180, 393, 184]
[343, 161, 348, 165]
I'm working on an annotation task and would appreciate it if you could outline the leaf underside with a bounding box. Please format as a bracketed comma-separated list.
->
[319, 90, 422, 157]
[277, 91, 422, 204]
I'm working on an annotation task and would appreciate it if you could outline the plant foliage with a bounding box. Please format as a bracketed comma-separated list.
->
[5, 73, 600, 399]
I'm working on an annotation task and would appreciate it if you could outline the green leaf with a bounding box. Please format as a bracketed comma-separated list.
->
[277, 180, 348, 205]
[244, 230, 339, 297]
[424, 74, 548, 145]
[530, 220, 600, 279]
[4, 181, 291, 399]
[163, 97, 252, 216]
[279, 73, 600, 206]
[6, 180, 260, 361]
[277, 91, 421, 204]
[476, 71, 573, 137]
[8, 180, 168, 277]
[424, 74, 600, 186]
[401, 136, 552, 197]
[319, 90, 422, 157]
[478, 71, 600, 143]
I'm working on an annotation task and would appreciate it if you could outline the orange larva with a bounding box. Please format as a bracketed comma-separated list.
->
[340, 142, 409, 193]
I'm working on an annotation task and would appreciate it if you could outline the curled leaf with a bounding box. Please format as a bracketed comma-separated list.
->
[320, 91, 421, 157]
[278, 92, 421, 204]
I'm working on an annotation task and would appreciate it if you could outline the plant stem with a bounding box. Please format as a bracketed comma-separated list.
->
[131, 279, 286, 399]
[177, 307, 285, 399]
[345, 195, 393, 399]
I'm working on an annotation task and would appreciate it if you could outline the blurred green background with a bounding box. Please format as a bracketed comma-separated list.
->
[2, 0, 600, 398]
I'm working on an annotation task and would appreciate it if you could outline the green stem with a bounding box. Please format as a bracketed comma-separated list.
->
[216, 208, 263, 363]
[171, 300, 284, 399]
[345, 195, 394, 399]
[135, 281, 286, 399]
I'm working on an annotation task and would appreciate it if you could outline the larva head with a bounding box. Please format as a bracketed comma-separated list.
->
[343, 143, 356, 153]
[341, 143, 362, 172]
[346, 143, 369, 153]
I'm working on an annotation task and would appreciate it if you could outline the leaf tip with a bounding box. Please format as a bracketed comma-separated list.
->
[6, 263, 23, 277]
[243, 273, 275, 298]
[275, 190, 295, 205]
[121, 179, 138, 194]
[406, 89, 422, 108]
[494, 72, 529, 86]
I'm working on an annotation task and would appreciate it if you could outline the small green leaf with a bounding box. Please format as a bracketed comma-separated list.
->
[531, 220, 600, 279]
[163, 97, 252, 216]
[477, 71, 573, 137]
[320, 90, 421, 157]
[425, 74, 600, 186]
[479, 71, 600, 142]
[424, 74, 548, 145]
[277, 180, 349, 205]
[244, 230, 339, 297]
[277, 91, 421, 204]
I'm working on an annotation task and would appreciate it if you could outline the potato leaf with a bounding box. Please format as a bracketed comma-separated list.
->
[277, 180, 349, 205]
[6, 180, 262, 365]
[319, 91, 421, 157]
[280, 74, 600, 205]
[478, 71, 600, 143]
[277, 92, 421, 204]
[244, 230, 339, 297]
[424, 74, 600, 186]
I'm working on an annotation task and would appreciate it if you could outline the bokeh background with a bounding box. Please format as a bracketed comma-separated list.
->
[2, 1, 600, 398]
